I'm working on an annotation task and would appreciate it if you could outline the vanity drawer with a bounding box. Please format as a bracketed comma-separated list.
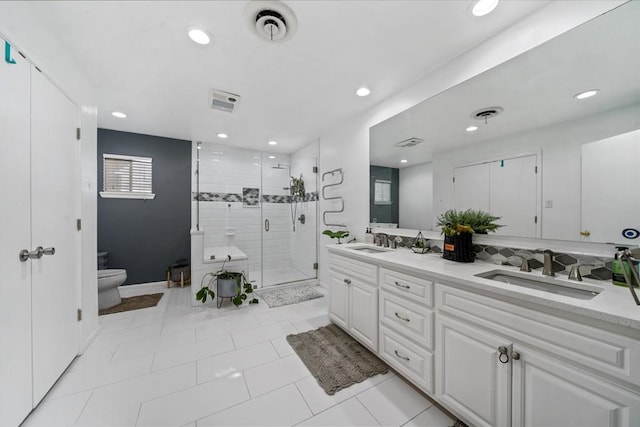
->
[380, 267, 434, 306]
[379, 325, 433, 394]
[380, 290, 434, 351]
[436, 284, 640, 386]
[330, 254, 378, 283]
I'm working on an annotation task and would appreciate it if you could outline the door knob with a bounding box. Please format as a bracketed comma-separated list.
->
[511, 351, 521, 360]
[580, 230, 591, 237]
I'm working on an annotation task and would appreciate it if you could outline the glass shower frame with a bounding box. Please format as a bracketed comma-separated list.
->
[193, 141, 318, 289]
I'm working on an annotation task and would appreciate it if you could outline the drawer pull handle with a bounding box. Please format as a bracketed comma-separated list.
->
[394, 281, 410, 289]
[394, 350, 410, 361]
[498, 346, 510, 364]
[394, 312, 410, 322]
[344, 279, 351, 285]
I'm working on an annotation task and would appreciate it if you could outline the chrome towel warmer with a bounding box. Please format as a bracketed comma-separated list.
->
[322, 168, 345, 227]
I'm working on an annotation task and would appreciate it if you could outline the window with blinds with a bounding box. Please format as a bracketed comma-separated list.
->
[100, 154, 156, 199]
[374, 179, 392, 205]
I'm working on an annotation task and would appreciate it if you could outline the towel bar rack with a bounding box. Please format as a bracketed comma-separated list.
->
[321, 168, 345, 227]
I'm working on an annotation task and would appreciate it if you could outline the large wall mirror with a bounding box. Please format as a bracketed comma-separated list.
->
[369, 1, 640, 245]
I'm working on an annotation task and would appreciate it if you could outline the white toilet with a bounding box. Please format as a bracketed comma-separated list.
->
[97, 269, 126, 310]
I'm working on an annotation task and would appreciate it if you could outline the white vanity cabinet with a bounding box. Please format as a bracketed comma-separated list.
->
[328, 253, 379, 352]
[378, 267, 436, 393]
[435, 284, 640, 427]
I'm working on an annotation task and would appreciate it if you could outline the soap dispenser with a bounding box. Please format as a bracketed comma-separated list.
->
[365, 228, 374, 244]
[612, 246, 638, 287]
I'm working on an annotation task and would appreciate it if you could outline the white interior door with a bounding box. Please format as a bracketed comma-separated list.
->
[0, 39, 34, 427]
[453, 163, 490, 212]
[582, 130, 640, 244]
[30, 69, 80, 403]
[490, 155, 538, 238]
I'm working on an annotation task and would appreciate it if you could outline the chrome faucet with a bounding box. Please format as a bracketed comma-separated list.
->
[377, 233, 389, 248]
[541, 249, 555, 276]
[568, 263, 594, 281]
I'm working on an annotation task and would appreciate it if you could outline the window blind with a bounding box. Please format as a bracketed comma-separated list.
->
[103, 154, 152, 194]
[374, 180, 392, 205]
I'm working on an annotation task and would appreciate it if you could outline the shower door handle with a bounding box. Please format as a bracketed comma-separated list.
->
[265, 219, 270, 232]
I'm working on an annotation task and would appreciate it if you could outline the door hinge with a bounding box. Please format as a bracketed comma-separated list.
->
[312, 166, 318, 173]
[76, 127, 81, 140]
[534, 215, 538, 224]
[313, 262, 318, 270]
[77, 309, 82, 322]
[452, 176, 455, 183]
[76, 218, 82, 231]
[535, 166, 538, 173]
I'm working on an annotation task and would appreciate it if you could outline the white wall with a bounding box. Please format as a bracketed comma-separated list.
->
[317, 1, 624, 286]
[433, 103, 640, 241]
[0, 4, 99, 350]
[399, 162, 433, 230]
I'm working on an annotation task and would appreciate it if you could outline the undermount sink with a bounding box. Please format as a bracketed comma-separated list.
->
[348, 245, 392, 254]
[475, 269, 602, 300]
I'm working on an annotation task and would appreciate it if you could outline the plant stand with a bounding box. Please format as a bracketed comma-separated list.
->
[167, 262, 191, 288]
[216, 277, 239, 308]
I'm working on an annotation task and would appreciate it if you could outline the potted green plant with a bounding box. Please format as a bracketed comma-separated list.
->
[322, 229, 350, 244]
[195, 255, 259, 308]
[435, 209, 503, 262]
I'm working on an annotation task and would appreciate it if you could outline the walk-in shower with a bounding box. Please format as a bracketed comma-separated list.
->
[192, 142, 318, 289]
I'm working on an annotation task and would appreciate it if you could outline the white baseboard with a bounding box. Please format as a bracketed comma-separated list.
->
[118, 281, 167, 297]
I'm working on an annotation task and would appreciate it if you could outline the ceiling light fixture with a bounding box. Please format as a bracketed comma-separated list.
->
[216, 133, 228, 139]
[466, 126, 479, 132]
[268, 155, 276, 159]
[356, 87, 371, 97]
[111, 111, 127, 118]
[400, 159, 408, 163]
[472, 0, 499, 17]
[574, 89, 600, 100]
[188, 28, 211, 45]
[268, 140, 278, 146]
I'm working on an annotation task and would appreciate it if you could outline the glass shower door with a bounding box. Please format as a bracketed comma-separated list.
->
[260, 151, 317, 288]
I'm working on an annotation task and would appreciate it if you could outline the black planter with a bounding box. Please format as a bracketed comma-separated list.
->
[442, 233, 475, 263]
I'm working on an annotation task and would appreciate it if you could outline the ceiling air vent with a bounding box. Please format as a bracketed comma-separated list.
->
[394, 137, 424, 148]
[209, 89, 241, 113]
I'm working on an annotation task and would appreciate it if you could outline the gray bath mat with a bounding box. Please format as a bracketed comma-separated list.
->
[287, 323, 389, 395]
[256, 285, 324, 308]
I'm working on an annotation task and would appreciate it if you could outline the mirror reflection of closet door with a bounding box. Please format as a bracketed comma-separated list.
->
[582, 130, 640, 244]
[453, 155, 538, 238]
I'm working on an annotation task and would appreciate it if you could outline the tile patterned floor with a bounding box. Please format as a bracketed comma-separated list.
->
[22, 284, 455, 427]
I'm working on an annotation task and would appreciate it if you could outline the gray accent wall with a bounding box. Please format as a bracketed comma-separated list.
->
[369, 165, 399, 225]
[98, 129, 191, 285]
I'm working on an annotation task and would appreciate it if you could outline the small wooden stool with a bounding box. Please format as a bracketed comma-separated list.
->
[167, 265, 191, 288]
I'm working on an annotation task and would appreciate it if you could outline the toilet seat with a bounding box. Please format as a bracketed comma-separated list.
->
[98, 269, 126, 279]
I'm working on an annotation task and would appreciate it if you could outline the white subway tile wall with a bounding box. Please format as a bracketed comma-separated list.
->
[192, 141, 318, 287]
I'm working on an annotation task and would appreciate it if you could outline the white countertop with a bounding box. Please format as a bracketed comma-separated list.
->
[328, 243, 640, 332]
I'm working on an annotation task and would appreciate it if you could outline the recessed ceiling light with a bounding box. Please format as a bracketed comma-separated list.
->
[268, 155, 276, 159]
[472, 0, 499, 17]
[188, 28, 210, 45]
[400, 159, 408, 163]
[356, 87, 371, 97]
[216, 133, 228, 139]
[574, 89, 600, 100]
[111, 111, 127, 118]
[466, 126, 479, 132]
[268, 140, 278, 146]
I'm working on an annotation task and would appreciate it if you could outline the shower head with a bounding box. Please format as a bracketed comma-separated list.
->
[271, 163, 290, 170]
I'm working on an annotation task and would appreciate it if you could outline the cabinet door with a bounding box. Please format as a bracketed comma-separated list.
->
[350, 279, 378, 351]
[512, 346, 640, 427]
[328, 271, 349, 329]
[436, 315, 511, 427]
[0, 39, 34, 427]
[30, 69, 80, 403]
